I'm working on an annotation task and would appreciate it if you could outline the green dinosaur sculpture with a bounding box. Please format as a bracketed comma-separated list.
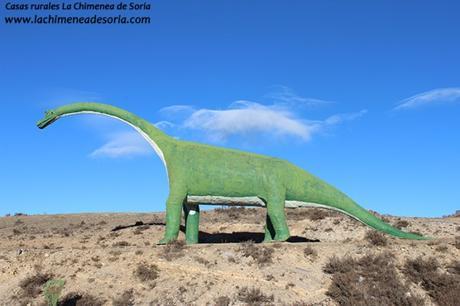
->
[37, 103, 428, 244]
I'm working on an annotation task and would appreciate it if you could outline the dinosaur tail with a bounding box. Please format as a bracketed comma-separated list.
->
[331, 199, 428, 240]
[289, 171, 430, 240]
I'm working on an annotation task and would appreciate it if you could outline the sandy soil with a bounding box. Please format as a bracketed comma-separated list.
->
[0, 208, 458, 305]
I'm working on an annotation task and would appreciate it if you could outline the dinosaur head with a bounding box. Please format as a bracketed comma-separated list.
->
[37, 110, 60, 129]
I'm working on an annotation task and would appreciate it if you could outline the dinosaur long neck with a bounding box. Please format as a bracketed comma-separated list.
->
[55, 103, 173, 165]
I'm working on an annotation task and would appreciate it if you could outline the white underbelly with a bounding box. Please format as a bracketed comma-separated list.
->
[187, 195, 326, 209]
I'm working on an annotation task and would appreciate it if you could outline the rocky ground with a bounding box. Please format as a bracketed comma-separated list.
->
[0, 207, 458, 305]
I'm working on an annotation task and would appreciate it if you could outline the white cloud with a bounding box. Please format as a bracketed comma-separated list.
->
[324, 109, 368, 125]
[394, 87, 460, 110]
[159, 105, 195, 114]
[89, 131, 152, 158]
[154, 120, 175, 130]
[179, 100, 365, 142]
[183, 100, 316, 141]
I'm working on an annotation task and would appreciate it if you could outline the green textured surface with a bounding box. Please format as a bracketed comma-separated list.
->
[37, 103, 428, 244]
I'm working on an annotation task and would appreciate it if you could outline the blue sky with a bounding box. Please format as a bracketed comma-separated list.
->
[1, 1, 459, 217]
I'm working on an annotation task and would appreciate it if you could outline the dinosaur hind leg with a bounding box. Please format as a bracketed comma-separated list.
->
[183, 203, 200, 244]
[263, 214, 275, 242]
[266, 195, 290, 241]
[158, 187, 187, 245]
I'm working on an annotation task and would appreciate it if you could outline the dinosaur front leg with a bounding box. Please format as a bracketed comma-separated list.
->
[266, 196, 290, 241]
[158, 187, 187, 245]
[183, 203, 200, 244]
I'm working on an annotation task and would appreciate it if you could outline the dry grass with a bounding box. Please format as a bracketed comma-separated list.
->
[19, 272, 53, 298]
[211, 207, 265, 225]
[214, 296, 231, 306]
[287, 208, 334, 221]
[403, 257, 460, 306]
[435, 244, 449, 253]
[323, 252, 423, 306]
[393, 220, 410, 229]
[112, 289, 135, 306]
[236, 287, 274, 305]
[364, 231, 388, 246]
[303, 246, 317, 259]
[112, 241, 130, 247]
[159, 240, 186, 261]
[134, 262, 159, 282]
[238, 241, 274, 266]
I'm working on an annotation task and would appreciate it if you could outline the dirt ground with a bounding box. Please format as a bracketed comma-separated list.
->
[0, 207, 458, 305]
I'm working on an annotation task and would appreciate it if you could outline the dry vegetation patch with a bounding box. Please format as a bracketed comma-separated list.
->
[214, 295, 231, 306]
[159, 240, 186, 261]
[213, 207, 261, 223]
[112, 241, 130, 247]
[403, 257, 460, 306]
[236, 287, 274, 305]
[364, 231, 388, 246]
[286, 208, 335, 221]
[134, 262, 160, 282]
[238, 241, 274, 266]
[303, 246, 317, 259]
[19, 272, 53, 299]
[393, 220, 410, 229]
[323, 252, 423, 306]
[112, 289, 135, 306]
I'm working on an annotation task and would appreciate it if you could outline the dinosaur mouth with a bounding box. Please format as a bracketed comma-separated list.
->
[37, 116, 59, 129]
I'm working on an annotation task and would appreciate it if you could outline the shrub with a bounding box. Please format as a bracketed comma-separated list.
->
[455, 236, 460, 249]
[43, 279, 65, 306]
[393, 220, 410, 229]
[236, 287, 274, 304]
[214, 296, 231, 306]
[403, 257, 460, 306]
[324, 253, 423, 306]
[309, 209, 330, 221]
[365, 231, 388, 246]
[323, 256, 354, 274]
[287, 208, 335, 221]
[19, 272, 53, 298]
[112, 289, 135, 306]
[435, 245, 449, 253]
[134, 262, 159, 282]
[303, 246, 317, 259]
[112, 241, 130, 247]
[238, 241, 274, 266]
[159, 240, 186, 261]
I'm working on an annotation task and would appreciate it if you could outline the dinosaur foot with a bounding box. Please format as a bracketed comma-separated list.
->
[262, 237, 273, 243]
[157, 236, 177, 245]
[274, 232, 290, 242]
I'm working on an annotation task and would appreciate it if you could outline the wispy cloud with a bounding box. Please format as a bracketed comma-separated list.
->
[324, 109, 368, 125]
[154, 121, 175, 130]
[89, 131, 152, 158]
[265, 85, 333, 107]
[164, 100, 365, 142]
[183, 100, 316, 141]
[159, 105, 195, 115]
[394, 87, 460, 110]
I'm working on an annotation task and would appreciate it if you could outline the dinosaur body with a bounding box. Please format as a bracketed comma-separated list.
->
[37, 103, 427, 244]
